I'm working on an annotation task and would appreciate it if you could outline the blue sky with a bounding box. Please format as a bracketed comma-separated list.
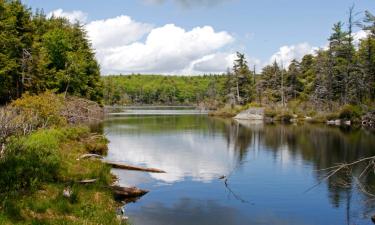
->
[22, 0, 375, 75]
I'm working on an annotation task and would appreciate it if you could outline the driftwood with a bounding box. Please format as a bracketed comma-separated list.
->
[110, 185, 148, 198]
[78, 179, 97, 184]
[104, 161, 166, 173]
[77, 154, 104, 161]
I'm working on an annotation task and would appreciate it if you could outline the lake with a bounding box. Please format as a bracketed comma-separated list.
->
[102, 109, 375, 225]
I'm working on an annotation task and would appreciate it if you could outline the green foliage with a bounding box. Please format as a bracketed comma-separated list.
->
[0, 1, 103, 105]
[0, 127, 119, 224]
[11, 91, 67, 127]
[103, 74, 228, 105]
[275, 112, 293, 123]
[0, 92, 103, 146]
[264, 108, 277, 118]
[0, 129, 63, 193]
[339, 104, 362, 120]
[226, 52, 255, 104]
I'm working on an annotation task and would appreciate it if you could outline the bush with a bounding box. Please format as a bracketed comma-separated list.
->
[0, 129, 63, 193]
[11, 91, 67, 128]
[0, 92, 103, 146]
[339, 105, 362, 120]
[264, 108, 277, 118]
[276, 112, 293, 123]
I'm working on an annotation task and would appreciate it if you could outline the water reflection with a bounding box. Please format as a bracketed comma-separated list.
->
[104, 114, 375, 225]
[105, 116, 237, 183]
[128, 198, 311, 225]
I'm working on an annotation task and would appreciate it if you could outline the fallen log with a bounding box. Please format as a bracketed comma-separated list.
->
[104, 161, 166, 173]
[77, 153, 104, 161]
[110, 185, 149, 198]
[78, 179, 97, 184]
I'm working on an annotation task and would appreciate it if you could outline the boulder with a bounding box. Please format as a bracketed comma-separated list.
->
[362, 111, 375, 128]
[234, 107, 264, 120]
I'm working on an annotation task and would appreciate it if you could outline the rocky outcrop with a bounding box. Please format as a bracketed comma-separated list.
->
[234, 107, 264, 120]
[362, 111, 375, 128]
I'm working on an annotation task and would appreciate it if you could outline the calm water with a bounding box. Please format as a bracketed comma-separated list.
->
[102, 109, 375, 225]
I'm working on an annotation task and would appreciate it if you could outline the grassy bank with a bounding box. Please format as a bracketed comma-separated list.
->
[0, 92, 121, 224]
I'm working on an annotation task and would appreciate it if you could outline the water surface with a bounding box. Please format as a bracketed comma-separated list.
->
[103, 109, 375, 225]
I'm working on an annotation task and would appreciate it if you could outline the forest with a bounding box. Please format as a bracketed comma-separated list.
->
[0, 0, 375, 224]
[103, 9, 375, 118]
[0, 0, 103, 105]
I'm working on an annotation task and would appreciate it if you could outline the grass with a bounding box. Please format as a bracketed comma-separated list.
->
[208, 104, 246, 118]
[0, 127, 122, 225]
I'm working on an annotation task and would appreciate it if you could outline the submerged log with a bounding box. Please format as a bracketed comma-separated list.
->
[110, 185, 149, 198]
[104, 161, 166, 173]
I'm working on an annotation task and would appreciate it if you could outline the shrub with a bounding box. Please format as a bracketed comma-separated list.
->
[84, 135, 109, 155]
[339, 105, 362, 120]
[276, 112, 293, 123]
[264, 108, 277, 118]
[0, 92, 103, 146]
[11, 91, 67, 128]
[0, 129, 63, 193]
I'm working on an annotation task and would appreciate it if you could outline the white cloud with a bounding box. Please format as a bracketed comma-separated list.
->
[47, 9, 88, 23]
[353, 30, 369, 46]
[86, 15, 153, 49]
[88, 22, 234, 75]
[269, 42, 318, 68]
[46, 10, 235, 75]
[191, 53, 235, 73]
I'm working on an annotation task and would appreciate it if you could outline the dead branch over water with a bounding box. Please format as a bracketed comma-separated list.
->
[307, 156, 375, 196]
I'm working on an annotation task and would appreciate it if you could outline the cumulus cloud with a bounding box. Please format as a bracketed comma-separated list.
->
[353, 30, 369, 45]
[47, 10, 235, 75]
[88, 21, 234, 74]
[191, 53, 235, 73]
[86, 15, 153, 49]
[269, 42, 318, 68]
[143, 0, 230, 8]
[47, 9, 88, 23]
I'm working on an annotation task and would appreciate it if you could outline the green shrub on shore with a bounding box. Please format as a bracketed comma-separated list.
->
[208, 105, 243, 118]
[339, 105, 362, 121]
[0, 129, 63, 193]
[0, 127, 119, 224]
[264, 108, 277, 119]
[275, 112, 293, 122]
[0, 91, 103, 145]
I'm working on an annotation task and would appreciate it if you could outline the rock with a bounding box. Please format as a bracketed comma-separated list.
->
[371, 214, 375, 224]
[327, 119, 341, 126]
[234, 107, 264, 120]
[362, 111, 375, 128]
[63, 187, 72, 198]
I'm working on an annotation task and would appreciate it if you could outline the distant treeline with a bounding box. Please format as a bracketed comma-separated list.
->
[103, 9, 375, 112]
[102, 75, 228, 105]
[0, 0, 102, 105]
